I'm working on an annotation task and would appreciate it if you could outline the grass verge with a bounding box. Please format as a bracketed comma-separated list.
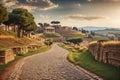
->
[0, 46, 50, 73]
[59, 43, 120, 80]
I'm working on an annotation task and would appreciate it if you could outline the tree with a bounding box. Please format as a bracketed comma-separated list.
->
[73, 27, 78, 31]
[81, 28, 87, 33]
[38, 23, 44, 28]
[10, 8, 37, 37]
[4, 13, 16, 31]
[51, 21, 60, 29]
[0, 5, 8, 24]
[90, 31, 95, 36]
[51, 21, 60, 25]
[24, 21, 37, 37]
[44, 23, 50, 27]
[38, 23, 49, 28]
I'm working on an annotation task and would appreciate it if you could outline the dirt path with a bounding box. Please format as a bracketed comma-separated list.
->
[7, 44, 101, 80]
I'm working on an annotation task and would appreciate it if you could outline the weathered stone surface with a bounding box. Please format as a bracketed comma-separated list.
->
[89, 41, 120, 67]
[0, 44, 42, 64]
[12, 46, 28, 54]
[0, 49, 15, 64]
[28, 45, 41, 51]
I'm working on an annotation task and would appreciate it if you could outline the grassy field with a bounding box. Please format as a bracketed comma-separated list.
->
[0, 46, 50, 73]
[93, 35, 109, 40]
[60, 44, 120, 80]
[44, 33, 62, 38]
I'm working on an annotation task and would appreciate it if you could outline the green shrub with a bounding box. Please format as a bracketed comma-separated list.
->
[67, 38, 83, 44]
[44, 39, 53, 46]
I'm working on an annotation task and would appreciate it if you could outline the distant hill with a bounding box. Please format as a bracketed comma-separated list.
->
[78, 26, 107, 31]
[94, 28, 120, 34]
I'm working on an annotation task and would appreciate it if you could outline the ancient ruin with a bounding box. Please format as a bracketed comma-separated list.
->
[0, 44, 42, 64]
[89, 41, 120, 67]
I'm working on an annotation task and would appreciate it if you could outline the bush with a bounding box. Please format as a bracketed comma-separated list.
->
[67, 38, 83, 44]
[44, 39, 53, 46]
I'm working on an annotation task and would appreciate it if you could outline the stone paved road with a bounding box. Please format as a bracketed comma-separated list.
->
[7, 44, 101, 80]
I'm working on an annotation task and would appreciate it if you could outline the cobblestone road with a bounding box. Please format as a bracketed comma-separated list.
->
[7, 44, 101, 80]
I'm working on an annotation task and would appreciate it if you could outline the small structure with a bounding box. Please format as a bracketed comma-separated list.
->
[44, 26, 55, 33]
[0, 24, 18, 32]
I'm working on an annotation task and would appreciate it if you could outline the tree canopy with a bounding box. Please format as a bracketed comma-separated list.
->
[0, 5, 8, 24]
[51, 21, 60, 25]
[73, 27, 78, 31]
[9, 8, 37, 37]
[38, 23, 49, 28]
[11, 8, 35, 27]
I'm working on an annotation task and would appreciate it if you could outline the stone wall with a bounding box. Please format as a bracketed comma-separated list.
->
[0, 44, 42, 64]
[28, 45, 41, 51]
[88, 41, 120, 67]
[0, 49, 15, 64]
[12, 46, 28, 54]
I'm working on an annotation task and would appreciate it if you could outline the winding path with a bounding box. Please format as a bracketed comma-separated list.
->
[7, 44, 101, 80]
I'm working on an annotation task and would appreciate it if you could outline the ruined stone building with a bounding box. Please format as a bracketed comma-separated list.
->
[44, 26, 55, 33]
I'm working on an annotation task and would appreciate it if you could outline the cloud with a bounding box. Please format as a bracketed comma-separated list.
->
[64, 14, 106, 21]
[35, 14, 51, 23]
[86, 0, 120, 2]
[0, 0, 58, 11]
[39, 15, 50, 20]
[74, 3, 81, 7]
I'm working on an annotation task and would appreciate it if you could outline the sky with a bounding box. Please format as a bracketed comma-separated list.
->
[0, 0, 120, 28]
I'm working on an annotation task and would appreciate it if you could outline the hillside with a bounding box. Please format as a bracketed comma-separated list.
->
[0, 31, 17, 39]
[0, 31, 41, 50]
[44, 33, 62, 38]
[78, 26, 107, 31]
[94, 29, 120, 34]
[56, 29, 81, 35]
[0, 38, 32, 50]
[56, 29, 85, 39]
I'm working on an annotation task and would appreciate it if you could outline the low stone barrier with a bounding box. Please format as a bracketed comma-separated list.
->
[88, 41, 120, 67]
[12, 46, 28, 55]
[0, 49, 15, 64]
[28, 45, 41, 51]
[0, 44, 42, 64]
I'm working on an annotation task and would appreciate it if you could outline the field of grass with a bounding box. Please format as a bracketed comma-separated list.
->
[60, 44, 120, 80]
[0, 46, 50, 73]
[44, 33, 62, 38]
[93, 35, 109, 40]
[0, 38, 32, 49]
